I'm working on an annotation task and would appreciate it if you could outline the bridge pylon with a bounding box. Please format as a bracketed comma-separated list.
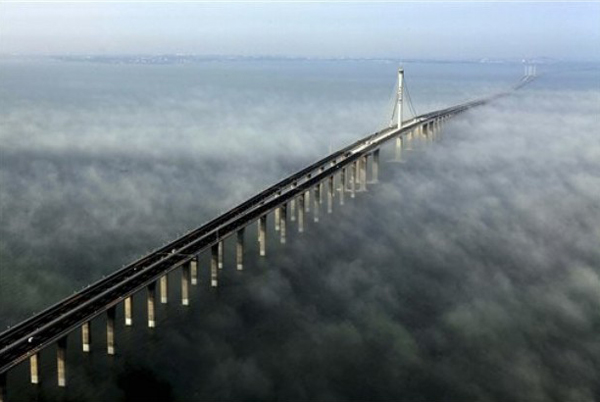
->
[397, 68, 404, 129]
[390, 67, 405, 129]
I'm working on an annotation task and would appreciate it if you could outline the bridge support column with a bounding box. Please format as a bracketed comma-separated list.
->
[339, 168, 346, 205]
[298, 194, 305, 233]
[275, 191, 282, 231]
[327, 176, 334, 213]
[82, 321, 91, 352]
[372, 149, 380, 182]
[236, 228, 244, 270]
[0, 372, 6, 402]
[275, 207, 280, 232]
[211, 244, 218, 287]
[350, 162, 356, 198]
[354, 159, 361, 192]
[290, 183, 297, 221]
[218, 241, 224, 269]
[280, 203, 287, 244]
[319, 167, 325, 204]
[406, 130, 414, 151]
[181, 262, 190, 306]
[57, 337, 67, 387]
[360, 156, 368, 191]
[427, 123, 433, 143]
[30, 353, 39, 384]
[191, 257, 198, 285]
[147, 282, 156, 328]
[124, 296, 133, 326]
[305, 175, 311, 212]
[160, 275, 168, 304]
[107, 306, 115, 355]
[314, 186, 320, 223]
[395, 136, 403, 161]
[258, 215, 267, 256]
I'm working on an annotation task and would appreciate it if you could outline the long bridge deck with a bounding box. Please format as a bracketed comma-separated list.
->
[0, 72, 536, 400]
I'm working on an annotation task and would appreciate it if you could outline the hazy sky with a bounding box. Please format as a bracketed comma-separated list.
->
[1, 2, 599, 60]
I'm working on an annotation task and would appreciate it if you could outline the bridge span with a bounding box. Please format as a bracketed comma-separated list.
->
[0, 70, 535, 401]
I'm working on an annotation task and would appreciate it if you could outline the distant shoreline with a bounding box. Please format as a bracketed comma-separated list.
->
[0, 54, 583, 66]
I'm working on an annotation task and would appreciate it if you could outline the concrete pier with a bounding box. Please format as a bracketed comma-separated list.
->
[339, 168, 346, 205]
[395, 136, 403, 161]
[57, 337, 67, 387]
[211, 244, 218, 287]
[147, 282, 156, 328]
[350, 161, 356, 198]
[361, 156, 368, 190]
[191, 257, 198, 285]
[406, 130, 414, 150]
[290, 182, 297, 221]
[160, 275, 168, 304]
[106, 306, 115, 355]
[218, 241, 224, 269]
[354, 159, 361, 191]
[124, 296, 132, 326]
[305, 174, 311, 212]
[327, 176, 334, 213]
[298, 194, 305, 233]
[280, 203, 287, 244]
[319, 167, 325, 204]
[259, 215, 267, 256]
[412, 127, 419, 147]
[82, 321, 91, 352]
[372, 149, 380, 182]
[314, 186, 320, 223]
[30, 353, 39, 384]
[274, 207, 280, 232]
[236, 228, 244, 270]
[427, 123, 433, 143]
[181, 262, 190, 306]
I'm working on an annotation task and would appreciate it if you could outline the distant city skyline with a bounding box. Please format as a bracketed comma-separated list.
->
[1, 2, 599, 61]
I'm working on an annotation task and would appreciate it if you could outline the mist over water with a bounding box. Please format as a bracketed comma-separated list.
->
[0, 59, 599, 401]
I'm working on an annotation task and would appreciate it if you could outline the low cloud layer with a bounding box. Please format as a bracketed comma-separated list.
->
[0, 60, 514, 327]
[1, 61, 598, 401]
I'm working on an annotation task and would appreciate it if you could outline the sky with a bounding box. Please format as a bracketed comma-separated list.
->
[1, 2, 599, 60]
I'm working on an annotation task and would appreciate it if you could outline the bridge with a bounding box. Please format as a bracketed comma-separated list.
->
[0, 67, 536, 401]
